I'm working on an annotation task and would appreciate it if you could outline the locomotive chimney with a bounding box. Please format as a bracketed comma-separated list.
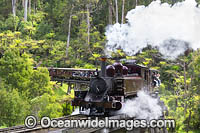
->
[100, 56, 107, 77]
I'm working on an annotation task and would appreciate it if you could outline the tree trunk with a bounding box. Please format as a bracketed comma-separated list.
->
[186, 110, 192, 133]
[136, 0, 138, 6]
[29, 0, 31, 14]
[66, 6, 74, 58]
[108, 0, 113, 24]
[22, 0, 25, 7]
[86, 4, 90, 47]
[115, 0, 118, 23]
[184, 61, 187, 91]
[66, 15, 72, 57]
[33, 0, 37, 14]
[12, 0, 16, 17]
[24, 0, 28, 21]
[121, 0, 125, 24]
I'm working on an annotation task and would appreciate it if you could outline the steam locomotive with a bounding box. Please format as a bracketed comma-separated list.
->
[72, 57, 160, 115]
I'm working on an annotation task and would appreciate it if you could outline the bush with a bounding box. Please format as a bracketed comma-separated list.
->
[0, 89, 30, 127]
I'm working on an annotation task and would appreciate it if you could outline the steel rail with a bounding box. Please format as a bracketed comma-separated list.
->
[0, 114, 85, 133]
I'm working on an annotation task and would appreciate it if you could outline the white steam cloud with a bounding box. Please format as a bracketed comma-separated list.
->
[105, 0, 200, 59]
[71, 108, 79, 115]
[72, 91, 164, 120]
[71, 108, 90, 115]
[118, 91, 162, 120]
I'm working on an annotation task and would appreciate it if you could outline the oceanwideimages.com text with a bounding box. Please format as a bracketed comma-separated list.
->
[25, 116, 175, 130]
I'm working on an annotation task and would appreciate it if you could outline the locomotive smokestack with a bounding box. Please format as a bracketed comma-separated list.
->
[100, 57, 107, 77]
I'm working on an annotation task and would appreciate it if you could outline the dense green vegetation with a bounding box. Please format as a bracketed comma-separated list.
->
[0, 0, 199, 132]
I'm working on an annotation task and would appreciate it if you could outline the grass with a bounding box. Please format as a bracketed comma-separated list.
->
[53, 83, 74, 102]
[0, 126, 7, 129]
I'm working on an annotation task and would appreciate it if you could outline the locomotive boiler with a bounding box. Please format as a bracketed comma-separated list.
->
[72, 57, 159, 115]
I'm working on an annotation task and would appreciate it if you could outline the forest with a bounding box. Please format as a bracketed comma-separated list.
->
[0, 0, 200, 132]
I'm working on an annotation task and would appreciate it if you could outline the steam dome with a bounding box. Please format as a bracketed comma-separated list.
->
[106, 65, 115, 77]
[123, 66, 128, 75]
[113, 62, 123, 74]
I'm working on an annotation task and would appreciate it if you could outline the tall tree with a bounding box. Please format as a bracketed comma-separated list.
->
[22, 0, 25, 7]
[108, 0, 113, 24]
[33, 0, 36, 14]
[12, 0, 16, 17]
[29, 0, 31, 14]
[24, 0, 28, 21]
[121, 0, 125, 24]
[115, 0, 118, 23]
[66, 6, 74, 58]
[86, 3, 90, 47]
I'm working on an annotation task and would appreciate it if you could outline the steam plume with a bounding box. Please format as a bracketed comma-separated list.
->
[118, 91, 163, 120]
[71, 108, 79, 115]
[105, 0, 200, 59]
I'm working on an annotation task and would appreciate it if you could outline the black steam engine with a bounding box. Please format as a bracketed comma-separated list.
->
[72, 57, 159, 115]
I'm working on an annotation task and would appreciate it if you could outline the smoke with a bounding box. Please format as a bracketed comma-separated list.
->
[105, 0, 200, 59]
[117, 91, 162, 120]
[71, 108, 79, 115]
[71, 108, 91, 115]
[72, 91, 163, 120]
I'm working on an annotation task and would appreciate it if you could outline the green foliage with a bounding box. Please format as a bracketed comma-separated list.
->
[62, 102, 73, 116]
[30, 93, 63, 119]
[0, 49, 33, 93]
[2, 15, 20, 31]
[28, 67, 52, 99]
[83, 63, 95, 69]
[35, 21, 53, 39]
[0, 34, 64, 126]
[134, 48, 200, 132]
[0, 89, 30, 127]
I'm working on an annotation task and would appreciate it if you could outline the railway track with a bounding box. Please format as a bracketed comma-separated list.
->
[0, 114, 127, 133]
[0, 114, 168, 133]
[0, 114, 85, 133]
